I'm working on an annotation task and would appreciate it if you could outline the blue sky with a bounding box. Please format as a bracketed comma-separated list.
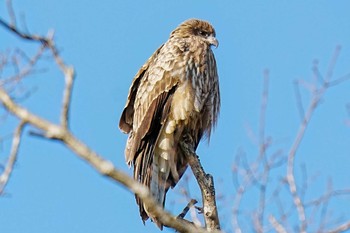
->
[1, 1, 350, 233]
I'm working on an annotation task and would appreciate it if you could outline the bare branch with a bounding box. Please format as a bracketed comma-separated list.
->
[293, 79, 305, 122]
[0, 45, 46, 87]
[177, 199, 198, 219]
[0, 120, 25, 194]
[6, 0, 16, 26]
[255, 70, 270, 233]
[43, 33, 76, 128]
[286, 47, 348, 233]
[0, 18, 49, 45]
[287, 75, 318, 233]
[60, 66, 74, 128]
[328, 73, 350, 87]
[0, 17, 75, 128]
[325, 45, 341, 82]
[327, 221, 350, 233]
[269, 215, 288, 233]
[178, 177, 203, 227]
[180, 141, 221, 231]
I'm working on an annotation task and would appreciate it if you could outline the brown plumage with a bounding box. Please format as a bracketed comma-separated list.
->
[119, 18, 220, 228]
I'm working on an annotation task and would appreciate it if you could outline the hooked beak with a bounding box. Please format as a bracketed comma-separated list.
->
[207, 35, 219, 48]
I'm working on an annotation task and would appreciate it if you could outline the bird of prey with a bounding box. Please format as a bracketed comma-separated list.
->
[119, 18, 220, 227]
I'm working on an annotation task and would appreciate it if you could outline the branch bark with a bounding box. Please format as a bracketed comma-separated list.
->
[181, 141, 221, 231]
[0, 121, 25, 194]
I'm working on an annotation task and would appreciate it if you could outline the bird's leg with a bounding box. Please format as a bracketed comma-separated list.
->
[181, 133, 196, 154]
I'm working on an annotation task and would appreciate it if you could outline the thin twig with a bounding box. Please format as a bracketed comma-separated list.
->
[293, 80, 305, 122]
[178, 177, 203, 227]
[0, 121, 26, 194]
[305, 188, 350, 207]
[60, 66, 74, 128]
[177, 199, 198, 219]
[0, 18, 49, 45]
[0, 45, 46, 87]
[256, 70, 270, 233]
[328, 73, 350, 87]
[327, 221, 350, 233]
[231, 153, 243, 233]
[286, 47, 346, 233]
[287, 73, 320, 233]
[325, 45, 341, 82]
[269, 215, 288, 233]
[6, 0, 16, 26]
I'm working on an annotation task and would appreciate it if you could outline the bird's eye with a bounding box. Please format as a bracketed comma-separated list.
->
[199, 30, 209, 37]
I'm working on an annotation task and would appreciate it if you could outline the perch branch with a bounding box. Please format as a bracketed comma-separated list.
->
[180, 141, 221, 231]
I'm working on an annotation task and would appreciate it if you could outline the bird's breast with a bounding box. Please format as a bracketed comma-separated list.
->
[171, 80, 195, 124]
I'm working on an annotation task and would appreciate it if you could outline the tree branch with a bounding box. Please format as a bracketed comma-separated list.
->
[0, 14, 74, 128]
[269, 215, 288, 233]
[328, 221, 350, 233]
[0, 120, 26, 194]
[177, 199, 198, 219]
[286, 46, 345, 233]
[256, 70, 270, 233]
[60, 65, 74, 129]
[0, 85, 221, 233]
[180, 141, 221, 231]
[0, 18, 49, 45]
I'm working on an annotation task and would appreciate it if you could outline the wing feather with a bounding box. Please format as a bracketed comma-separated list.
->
[119, 44, 164, 134]
[122, 42, 181, 164]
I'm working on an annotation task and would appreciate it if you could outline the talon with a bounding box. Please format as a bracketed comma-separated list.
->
[195, 206, 204, 214]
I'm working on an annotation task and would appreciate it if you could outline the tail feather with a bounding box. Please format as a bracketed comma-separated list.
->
[150, 152, 170, 203]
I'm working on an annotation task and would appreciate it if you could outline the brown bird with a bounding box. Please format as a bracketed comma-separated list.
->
[119, 18, 220, 228]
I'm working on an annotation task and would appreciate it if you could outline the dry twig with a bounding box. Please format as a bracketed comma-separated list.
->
[0, 121, 25, 194]
[286, 46, 348, 233]
[269, 215, 288, 233]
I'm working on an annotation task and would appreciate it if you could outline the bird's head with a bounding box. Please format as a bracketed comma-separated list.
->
[170, 19, 219, 48]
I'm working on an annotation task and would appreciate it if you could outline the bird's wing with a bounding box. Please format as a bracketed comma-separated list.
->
[119, 42, 181, 165]
[119, 45, 164, 134]
[119, 41, 182, 225]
